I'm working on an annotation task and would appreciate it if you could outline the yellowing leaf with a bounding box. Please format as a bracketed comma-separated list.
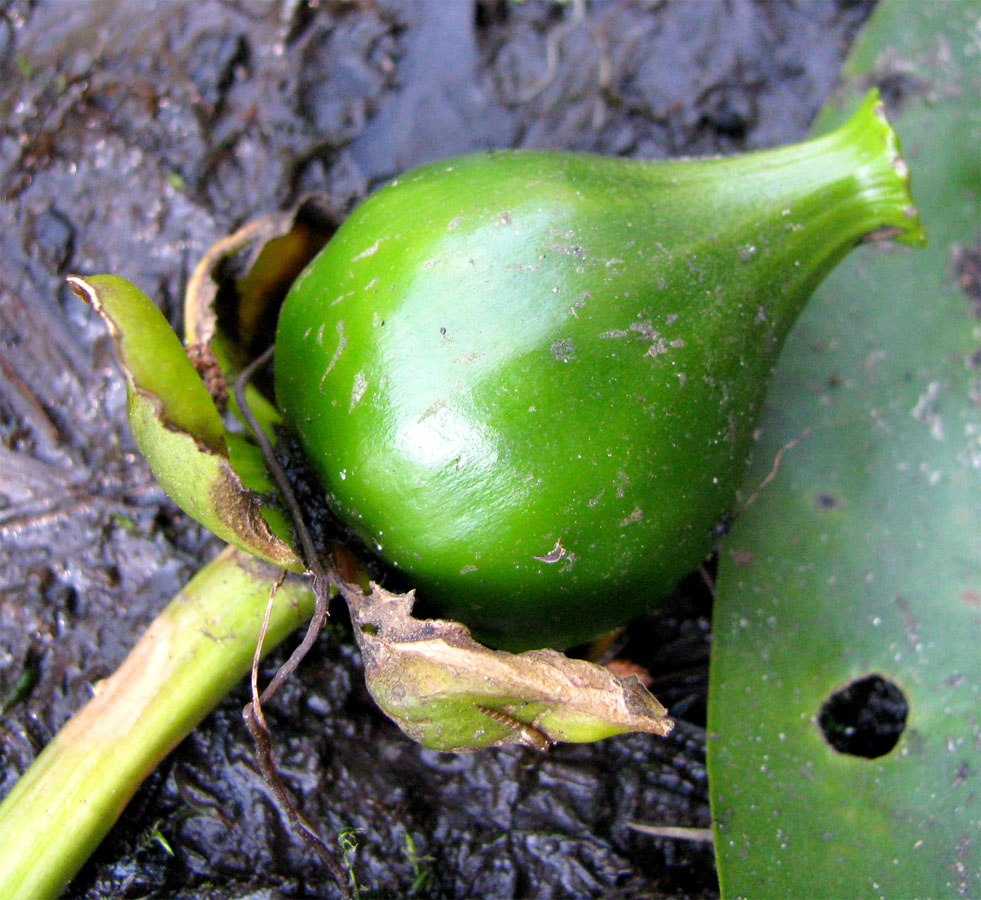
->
[71, 275, 300, 569]
[344, 582, 673, 752]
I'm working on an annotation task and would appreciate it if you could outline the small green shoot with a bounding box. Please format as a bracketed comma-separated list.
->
[1, 660, 39, 717]
[137, 819, 175, 857]
[402, 832, 435, 897]
[111, 513, 138, 533]
[15, 54, 35, 81]
[338, 828, 363, 900]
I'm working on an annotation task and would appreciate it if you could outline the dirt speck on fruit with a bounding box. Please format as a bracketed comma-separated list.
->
[349, 372, 369, 411]
[533, 538, 566, 564]
[352, 239, 383, 261]
[550, 337, 577, 362]
[620, 508, 645, 527]
[953, 242, 981, 318]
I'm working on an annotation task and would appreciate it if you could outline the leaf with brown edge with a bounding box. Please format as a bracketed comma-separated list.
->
[342, 582, 674, 752]
[70, 274, 301, 570]
[183, 197, 338, 440]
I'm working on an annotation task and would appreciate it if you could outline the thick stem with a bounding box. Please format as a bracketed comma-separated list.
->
[0, 546, 315, 900]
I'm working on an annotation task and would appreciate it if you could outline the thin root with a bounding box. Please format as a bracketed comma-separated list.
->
[243, 699, 350, 892]
[508, 0, 586, 105]
[235, 348, 351, 897]
[739, 429, 811, 511]
[249, 569, 286, 734]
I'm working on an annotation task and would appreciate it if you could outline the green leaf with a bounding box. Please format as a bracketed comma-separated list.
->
[708, 2, 980, 898]
[71, 275, 300, 569]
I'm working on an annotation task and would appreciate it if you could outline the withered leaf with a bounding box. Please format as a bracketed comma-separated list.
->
[343, 582, 674, 752]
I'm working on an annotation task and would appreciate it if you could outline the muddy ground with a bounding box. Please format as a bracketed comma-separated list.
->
[1, 1, 875, 897]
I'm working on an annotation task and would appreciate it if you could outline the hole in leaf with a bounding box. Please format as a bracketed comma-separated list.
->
[952, 241, 981, 319]
[818, 673, 908, 759]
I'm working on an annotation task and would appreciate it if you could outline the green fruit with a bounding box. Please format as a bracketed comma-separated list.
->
[275, 90, 922, 651]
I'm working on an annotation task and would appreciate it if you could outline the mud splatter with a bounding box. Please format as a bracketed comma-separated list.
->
[350, 371, 368, 410]
[533, 538, 567, 563]
[619, 508, 643, 526]
[352, 238, 383, 260]
[551, 338, 577, 362]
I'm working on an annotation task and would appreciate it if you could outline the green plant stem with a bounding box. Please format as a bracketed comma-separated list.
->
[0, 545, 315, 900]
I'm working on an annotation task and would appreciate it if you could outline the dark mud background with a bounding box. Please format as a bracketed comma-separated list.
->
[1, 1, 875, 897]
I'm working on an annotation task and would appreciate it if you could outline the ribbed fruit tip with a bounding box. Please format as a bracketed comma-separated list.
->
[835, 88, 926, 248]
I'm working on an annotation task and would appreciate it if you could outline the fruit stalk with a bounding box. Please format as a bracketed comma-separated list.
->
[0, 547, 315, 900]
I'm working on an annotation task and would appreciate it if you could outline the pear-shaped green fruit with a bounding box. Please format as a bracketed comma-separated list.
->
[275, 90, 922, 651]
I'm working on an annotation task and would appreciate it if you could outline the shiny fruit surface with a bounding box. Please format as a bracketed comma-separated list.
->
[275, 91, 921, 650]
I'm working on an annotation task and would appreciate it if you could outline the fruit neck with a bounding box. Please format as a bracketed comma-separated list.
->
[705, 87, 923, 253]
[784, 88, 920, 235]
[658, 88, 923, 340]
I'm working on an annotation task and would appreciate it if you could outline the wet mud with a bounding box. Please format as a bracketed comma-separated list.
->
[1, 1, 874, 896]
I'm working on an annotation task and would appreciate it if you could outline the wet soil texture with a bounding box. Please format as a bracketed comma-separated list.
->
[1, 1, 874, 897]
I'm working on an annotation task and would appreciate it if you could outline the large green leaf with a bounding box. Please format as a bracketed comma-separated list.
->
[708, 1, 980, 897]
